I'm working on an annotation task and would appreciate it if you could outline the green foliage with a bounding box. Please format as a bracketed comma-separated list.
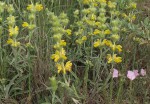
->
[0, 0, 149, 104]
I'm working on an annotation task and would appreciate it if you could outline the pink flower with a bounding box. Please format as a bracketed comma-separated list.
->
[127, 71, 136, 81]
[140, 69, 146, 76]
[133, 70, 139, 77]
[113, 68, 118, 78]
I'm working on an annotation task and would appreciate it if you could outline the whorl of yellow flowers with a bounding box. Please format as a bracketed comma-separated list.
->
[27, 3, 43, 12]
[49, 11, 72, 74]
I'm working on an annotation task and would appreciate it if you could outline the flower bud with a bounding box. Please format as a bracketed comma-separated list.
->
[49, 76, 58, 92]
[111, 34, 120, 42]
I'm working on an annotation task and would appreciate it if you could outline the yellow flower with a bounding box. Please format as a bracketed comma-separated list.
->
[108, 1, 116, 8]
[7, 16, 15, 26]
[51, 53, 60, 62]
[66, 29, 72, 35]
[81, 36, 87, 41]
[131, 15, 136, 21]
[110, 44, 116, 51]
[103, 39, 112, 46]
[104, 29, 111, 35]
[11, 41, 20, 47]
[56, 61, 72, 74]
[107, 54, 122, 63]
[35, 3, 43, 11]
[27, 3, 43, 12]
[109, 44, 122, 52]
[9, 26, 19, 37]
[95, 22, 101, 26]
[107, 54, 112, 63]
[122, 13, 127, 18]
[76, 39, 83, 45]
[7, 4, 15, 14]
[7, 38, 14, 44]
[27, 4, 34, 11]
[65, 61, 72, 72]
[130, 2, 136, 9]
[56, 63, 63, 73]
[22, 22, 29, 27]
[60, 48, 67, 60]
[28, 24, 36, 30]
[116, 45, 122, 52]
[90, 14, 96, 20]
[94, 29, 101, 35]
[60, 40, 66, 46]
[111, 34, 120, 42]
[94, 39, 100, 47]
[7, 38, 20, 47]
[53, 44, 60, 49]
[86, 20, 95, 26]
[114, 56, 122, 63]
[51, 48, 67, 62]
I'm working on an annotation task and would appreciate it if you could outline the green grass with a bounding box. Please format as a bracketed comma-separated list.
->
[0, 0, 150, 104]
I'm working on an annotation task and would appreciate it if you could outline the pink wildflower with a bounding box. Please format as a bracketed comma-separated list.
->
[140, 69, 146, 76]
[127, 71, 136, 81]
[113, 68, 118, 78]
[133, 70, 139, 77]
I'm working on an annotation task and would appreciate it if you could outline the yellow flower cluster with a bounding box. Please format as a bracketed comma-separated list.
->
[22, 22, 28, 27]
[0, 2, 20, 47]
[82, 0, 106, 5]
[106, 1, 122, 64]
[65, 29, 72, 35]
[51, 48, 67, 62]
[22, 22, 36, 30]
[76, 35, 87, 45]
[8, 26, 19, 37]
[128, 2, 137, 9]
[51, 47, 72, 74]
[121, 13, 136, 22]
[110, 44, 122, 52]
[83, 0, 122, 64]
[120, 1, 137, 23]
[56, 61, 72, 74]
[7, 38, 20, 47]
[107, 54, 122, 63]
[21, 3, 43, 47]
[7, 15, 15, 26]
[93, 29, 111, 35]
[75, 1, 101, 45]
[6, 15, 20, 47]
[49, 11, 72, 74]
[27, 3, 43, 12]
[74, 0, 122, 65]
[108, 1, 116, 9]
[0, 2, 5, 13]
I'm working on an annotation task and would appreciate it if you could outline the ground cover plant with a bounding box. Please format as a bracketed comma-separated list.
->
[0, 0, 150, 104]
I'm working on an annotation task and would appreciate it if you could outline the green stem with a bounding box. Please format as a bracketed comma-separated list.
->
[110, 52, 115, 104]
[52, 92, 56, 104]
[28, 51, 32, 97]
[110, 73, 113, 104]
[83, 65, 90, 103]
[116, 78, 124, 104]
[129, 81, 133, 104]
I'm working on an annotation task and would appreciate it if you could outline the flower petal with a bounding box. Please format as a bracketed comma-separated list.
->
[127, 71, 136, 81]
[113, 68, 118, 78]
[133, 70, 139, 77]
[140, 69, 146, 76]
